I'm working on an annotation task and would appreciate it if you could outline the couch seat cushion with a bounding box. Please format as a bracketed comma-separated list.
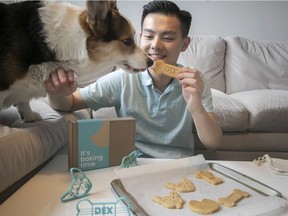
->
[0, 98, 89, 195]
[212, 89, 249, 132]
[230, 90, 288, 132]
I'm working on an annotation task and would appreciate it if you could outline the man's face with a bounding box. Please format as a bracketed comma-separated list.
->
[140, 13, 190, 66]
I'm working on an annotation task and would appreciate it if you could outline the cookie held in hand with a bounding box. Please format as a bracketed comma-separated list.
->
[151, 60, 181, 77]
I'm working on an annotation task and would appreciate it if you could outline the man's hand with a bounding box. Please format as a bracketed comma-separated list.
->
[176, 67, 204, 114]
[45, 68, 77, 96]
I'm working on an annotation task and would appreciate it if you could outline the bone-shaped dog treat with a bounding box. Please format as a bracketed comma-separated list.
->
[195, 170, 223, 185]
[151, 60, 181, 77]
[218, 189, 250, 207]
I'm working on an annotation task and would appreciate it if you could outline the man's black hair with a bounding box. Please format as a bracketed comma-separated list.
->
[141, 0, 192, 37]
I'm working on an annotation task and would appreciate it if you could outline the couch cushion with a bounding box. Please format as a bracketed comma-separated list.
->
[212, 89, 249, 132]
[225, 36, 288, 94]
[230, 90, 288, 132]
[178, 36, 226, 92]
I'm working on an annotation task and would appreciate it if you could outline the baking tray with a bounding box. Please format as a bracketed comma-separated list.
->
[111, 163, 282, 216]
[209, 163, 282, 197]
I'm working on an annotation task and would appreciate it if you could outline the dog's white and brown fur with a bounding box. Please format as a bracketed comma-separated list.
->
[0, 0, 153, 122]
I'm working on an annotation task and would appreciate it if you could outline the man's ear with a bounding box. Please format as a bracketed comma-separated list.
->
[139, 32, 143, 46]
[182, 36, 191, 51]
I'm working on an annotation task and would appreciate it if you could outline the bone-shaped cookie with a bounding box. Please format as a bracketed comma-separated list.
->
[165, 178, 195, 192]
[151, 60, 181, 77]
[152, 191, 184, 209]
[195, 170, 223, 185]
[218, 189, 250, 207]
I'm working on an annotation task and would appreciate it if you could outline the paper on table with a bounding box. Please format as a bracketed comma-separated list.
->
[115, 155, 288, 216]
[254, 154, 288, 175]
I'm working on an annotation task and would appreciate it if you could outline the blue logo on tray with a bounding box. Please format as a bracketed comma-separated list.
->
[76, 197, 131, 216]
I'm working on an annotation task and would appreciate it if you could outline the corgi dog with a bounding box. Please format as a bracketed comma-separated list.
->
[0, 0, 153, 122]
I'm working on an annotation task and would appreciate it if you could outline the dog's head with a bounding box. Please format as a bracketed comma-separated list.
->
[80, 0, 153, 73]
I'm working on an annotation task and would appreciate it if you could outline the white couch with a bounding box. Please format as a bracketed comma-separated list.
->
[178, 36, 288, 160]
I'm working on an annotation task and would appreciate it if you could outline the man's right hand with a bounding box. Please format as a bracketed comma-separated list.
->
[45, 68, 77, 96]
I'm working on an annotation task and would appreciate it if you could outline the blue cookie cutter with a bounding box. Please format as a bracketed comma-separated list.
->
[76, 197, 131, 216]
[61, 167, 92, 202]
[120, 150, 143, 168]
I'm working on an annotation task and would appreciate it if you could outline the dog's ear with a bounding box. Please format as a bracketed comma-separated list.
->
[86, 0, 112, 36]
[86, 1, 109, 21]
[108, 0, 118, 12]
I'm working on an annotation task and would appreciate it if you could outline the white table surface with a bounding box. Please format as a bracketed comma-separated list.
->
[0, 153, 287, 216]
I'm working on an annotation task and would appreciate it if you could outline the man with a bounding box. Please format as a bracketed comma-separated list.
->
[45, 1, 222, 158]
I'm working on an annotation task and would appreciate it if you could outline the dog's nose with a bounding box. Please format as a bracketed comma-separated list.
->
[147, 58, 154, 67]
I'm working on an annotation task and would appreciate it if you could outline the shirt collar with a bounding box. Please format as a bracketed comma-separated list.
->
[140, 69, 153, 86]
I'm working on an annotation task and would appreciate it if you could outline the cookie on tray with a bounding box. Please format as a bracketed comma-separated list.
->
[152, 191, 184, 209]
[195, 170, 223, 185]
[165, 178, 195, 192]
[188, 198, 220, 215]
[218, 189, 250, 207]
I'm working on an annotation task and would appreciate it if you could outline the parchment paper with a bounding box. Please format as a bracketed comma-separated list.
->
[115, 155, 288, 216]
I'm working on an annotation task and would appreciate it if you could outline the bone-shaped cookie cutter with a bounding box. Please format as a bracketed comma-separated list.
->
[61, 168, 92, 202]
[120, 150, 143, 168]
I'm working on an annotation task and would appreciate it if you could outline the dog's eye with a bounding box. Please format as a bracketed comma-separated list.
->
[122, 38, 133, 46]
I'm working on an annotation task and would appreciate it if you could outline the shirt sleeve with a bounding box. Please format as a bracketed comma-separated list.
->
[79, 69, 125, 111]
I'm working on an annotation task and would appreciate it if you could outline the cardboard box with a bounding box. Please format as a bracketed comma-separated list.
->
[68, 117, 135, 171]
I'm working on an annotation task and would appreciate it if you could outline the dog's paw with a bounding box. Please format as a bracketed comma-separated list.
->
[21, 111, 43, 122]
[16, 102, 43, 122]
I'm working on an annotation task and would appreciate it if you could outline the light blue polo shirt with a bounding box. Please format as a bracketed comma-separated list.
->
[79, 68, 213, 159]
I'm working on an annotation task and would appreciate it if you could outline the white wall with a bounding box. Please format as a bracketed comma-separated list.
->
[115, 1, 288, 41]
